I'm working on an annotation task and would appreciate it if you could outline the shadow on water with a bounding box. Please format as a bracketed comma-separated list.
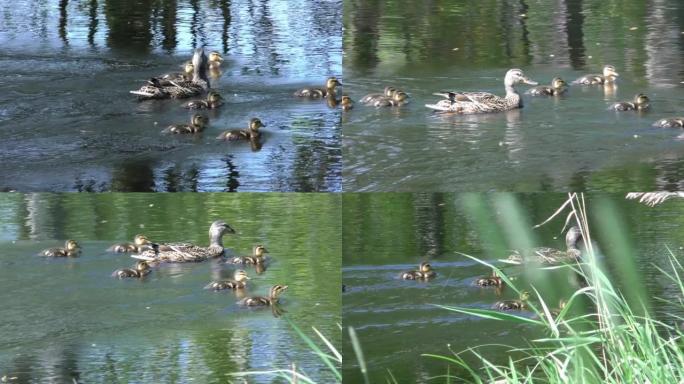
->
[342, 0, 684, 192]
[0, 193, 341, 383]
[342, 193, 684, 382]
[0, 0, 342, 192]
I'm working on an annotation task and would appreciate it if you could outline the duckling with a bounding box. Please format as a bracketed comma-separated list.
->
[183, 91, 224, 109]
[112, 260, 151, 279]
[611, 93, 650, 111]
[493, 291, 530, 311]
[157, 61, 195, 83]
[653, 117, 684, 128]
[216, 118, 264, 141]
[360, 86, 399, 103]
[134, 220, 235, 263]
[108, 234, 154, 253]
[239, 284, 288, 306]
[573, 65, 619, 85]
[163, 113, 208, 134]
[526, 77, 568, 96]
[475, 268, 503, 287]
[41, 240, 81, 257]
[400, 262, 436, 280]
[371, 91, 410, 107]
[228, 245, 269, 264]
[340, 95, 353, 110]
[294, 77, 342, 98]
[204, 270, 250, 291]
[550, 299, 567, 318]
[208, 51, 223, 69]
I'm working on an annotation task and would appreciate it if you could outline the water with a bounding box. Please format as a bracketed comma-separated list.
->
[0, 193, 341, 383]
[342, 193, 684, 383]
[0, 0, 342, 192]
[342, 0, 684, 192]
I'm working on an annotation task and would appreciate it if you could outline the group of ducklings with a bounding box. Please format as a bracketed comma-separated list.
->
[398, 226, 584, 313]
[341, 64, 683, 128]
[131, 47, 347, 152]
[39, 220, 288, 311]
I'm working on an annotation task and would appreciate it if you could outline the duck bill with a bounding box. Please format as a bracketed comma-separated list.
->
[522, 77, 538, 86]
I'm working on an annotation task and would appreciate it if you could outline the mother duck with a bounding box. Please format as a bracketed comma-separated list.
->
[131, 47, 210, 100]
[133, 220, 235, 263]
[425, 69, 537, 114]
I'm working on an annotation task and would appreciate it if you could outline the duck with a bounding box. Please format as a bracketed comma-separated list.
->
[228, 245, 269, 264]
[506, 226, 583, 265]
[370, 91, 410, 107]
[340, 95, 354, 110]
[41, 240, 81, 257]
[425, 69, 538, 113]
[112, 260, 151, 279]
[163, 113, 208, 134]
[208, 51, 223, 69]
[526, 77, 568, 96]
[475, 268, 503, 287]
[493, 291, 530, 311]
[652, 117, 684, 128]
[183, 91, 224, 109]
[360, 86, 399, 104]
[204, 270, 250, 291]
[294, 77, 342, 98]
[610, 93, 650, 111]
[133, 220, 235, 263]
[131, 47, 210, 100]
[572, 65, 619, 85]
[107, 234, 155, 253]
[238, 284, 288, 306]
[400, 261, 436, 280]
[216, 118, 264, 141]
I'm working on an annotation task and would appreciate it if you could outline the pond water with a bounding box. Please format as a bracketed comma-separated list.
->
[0, 193, 341, 383]
[342, 0, 684, 192]
[0, 0, 342, 192]
[342, 193, 684, 383]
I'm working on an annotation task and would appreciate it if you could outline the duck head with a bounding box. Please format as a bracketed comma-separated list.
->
[254, 245, 269, 257]
[519, 290, 530, 301]
[133, 234, 150, 246]
[183, 61, 194, 74]
[633, 93, 649, 107]
[270, 284, 289, 299]
[210, 220, 236, 237]
[419, 261, 433, 273]
[602, 65, 619, 80]
[234, 269, 250, 282]
[565, 226, 583, 248]
[207, 91, 223, 104]
[65, 239, 80, 252]
[208, 51, 223, 65]
[326, 77, 342, 90]
[135, 260, 150, 272]
[384, 86, 398, 97]
[249, 118, 265, 132]
[505, 69, 538, 87]
[551, 77, 567, 89]
[191, 113, 209, 127]
[393, 91, 409, 103]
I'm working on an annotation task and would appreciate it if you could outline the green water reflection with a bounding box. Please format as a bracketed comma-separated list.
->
[342, 193, 684, 383]
[0, 193, 341, 383]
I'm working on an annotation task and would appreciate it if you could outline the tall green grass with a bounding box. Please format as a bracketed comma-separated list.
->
[230, 320, 341, 383]
[423, 193, 684, 383]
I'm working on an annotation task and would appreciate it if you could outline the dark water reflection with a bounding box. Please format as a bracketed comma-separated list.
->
[342, 193, 684, 383]
[342, 0, 684, 192]
[0, 0, 342, 192]
[0, 193, 341, 383]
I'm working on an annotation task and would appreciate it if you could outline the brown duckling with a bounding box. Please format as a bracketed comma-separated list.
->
[163, 113, 208, 134]
[653, 117, 684, 128]
[239, 284, 288, 306]
[216, 118, 264, 141]
[294, 77, 342, 98]
[341, 95, 354, 110]
[611, 93, 650, 111]
[573, 65, 619, 85]
[475, 268, 503, 287]
[157, 61, 195, 83]
[371, 91, 410, 107]
[183, 91, 224, 109]
[360, 86, 399, 103]
[204, 270, 250, 291]
[400, 262, 436, 280]
[41, 240, 81, 257]
[112, 260, 151, 279]
[228, 245, 269, 264]
[108, 234, 154, 253]
[208, 51, 223, 69]
[493, 291, 530, 311]
[527, 77, 568, 96]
